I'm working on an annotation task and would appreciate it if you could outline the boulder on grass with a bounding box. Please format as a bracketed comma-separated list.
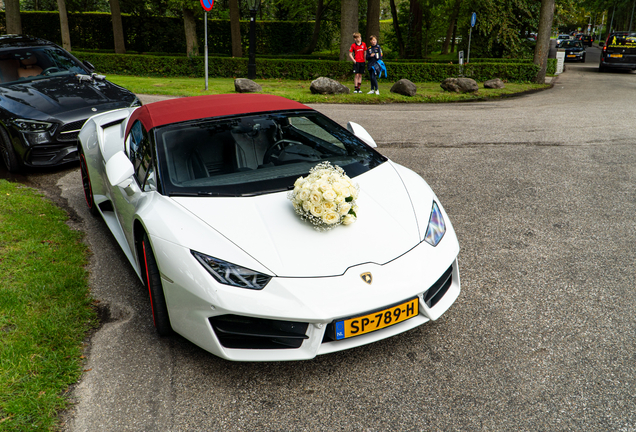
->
[440, 77, 478, 93]
[390, 79, 417, 96]
[310, 77, 350, 94]
[234, 78, 262, 93]
[484, 78, 505, 89]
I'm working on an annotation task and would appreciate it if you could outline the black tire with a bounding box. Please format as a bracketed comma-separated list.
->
[581, 55, 586, 63]
[78, 146, 100, 216]
[139, 232, 172, 336]
[0, 126, 21, 173]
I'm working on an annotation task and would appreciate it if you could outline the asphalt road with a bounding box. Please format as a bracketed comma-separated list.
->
[5, 46, 635, 431]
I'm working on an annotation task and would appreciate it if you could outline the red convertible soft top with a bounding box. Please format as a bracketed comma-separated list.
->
[126, 94, 310, 136]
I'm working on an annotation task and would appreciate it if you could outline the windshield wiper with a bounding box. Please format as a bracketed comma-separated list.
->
[169, 191, 239, 197]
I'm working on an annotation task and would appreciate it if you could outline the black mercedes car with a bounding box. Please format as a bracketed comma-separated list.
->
[558, 40, 586, 62]
[0, 35, 140, 172]
[599, 32, 636, 72]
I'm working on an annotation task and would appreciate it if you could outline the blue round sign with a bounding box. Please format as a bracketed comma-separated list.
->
[200, 0, 214, 11]
[471, 12, 477, 27]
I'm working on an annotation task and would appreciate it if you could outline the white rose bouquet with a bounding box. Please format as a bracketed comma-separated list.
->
[288, 162, 359, 231]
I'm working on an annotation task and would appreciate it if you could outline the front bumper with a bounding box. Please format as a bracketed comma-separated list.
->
[565, 51, 585, 61]
[153, 230, 461, 362]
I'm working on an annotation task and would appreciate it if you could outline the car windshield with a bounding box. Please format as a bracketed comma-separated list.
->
[561, 41, 582, 48]
[0, 46, 87, 85]
[155, 111, 387, 197]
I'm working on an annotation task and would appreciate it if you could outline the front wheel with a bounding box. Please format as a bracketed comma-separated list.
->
[581, 55, 586, 63]
[0, 126, 21, 173]
[139, 231, 172, 336]
[78, 146, 99, 216]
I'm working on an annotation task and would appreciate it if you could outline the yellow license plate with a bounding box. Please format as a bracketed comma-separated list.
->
[567, 55, 576, 57]
[335, 298, 419, 340]
[610, 54, 623, 58]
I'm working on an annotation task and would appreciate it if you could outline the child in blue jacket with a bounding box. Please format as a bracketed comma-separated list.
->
[366, 35, 383, 95]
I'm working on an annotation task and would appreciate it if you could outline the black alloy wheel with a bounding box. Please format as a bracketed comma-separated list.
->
[139, 231, 172, 336]
[78, 146, 99, 216]
[0, 126, 21, 173]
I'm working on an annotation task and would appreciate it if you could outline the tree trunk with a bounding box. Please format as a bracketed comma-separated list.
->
[301, 0, 325, 54]
[5, 0, 22, 35]
[389, 0, 405, 58]
[339, 0, 359, 61]
[533, 0, 555, 83]
[366, 0, 380, 42]
[183, 7, 199, 56]
[229, 0, 242, 57]
[109, 0, 126, 54]
[406, 0, 423, 58]
[441, 0, 461, 55]
[57, 0, 71, 51]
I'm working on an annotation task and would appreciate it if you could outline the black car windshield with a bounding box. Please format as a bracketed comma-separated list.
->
[0, 46, 87, 85]
[561, 41, 583, 48]
[155, 111, 387, 197]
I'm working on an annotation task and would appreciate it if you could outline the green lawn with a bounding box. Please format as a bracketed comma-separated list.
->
[107, 75, 549, 104]
[0, 180, 97, 431]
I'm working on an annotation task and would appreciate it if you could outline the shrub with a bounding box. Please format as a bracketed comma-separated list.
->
[73, 51, 543, 83]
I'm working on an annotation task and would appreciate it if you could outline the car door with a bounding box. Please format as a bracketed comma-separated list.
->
[111, 119, 158, 263]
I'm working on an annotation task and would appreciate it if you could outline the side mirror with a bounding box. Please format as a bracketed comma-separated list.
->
[347, 122, 377, 148]
[83, 60, 95, 72]
[106, 151, 135, 187]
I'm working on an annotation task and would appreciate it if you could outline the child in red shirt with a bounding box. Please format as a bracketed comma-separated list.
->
[348, 32, 367, 94]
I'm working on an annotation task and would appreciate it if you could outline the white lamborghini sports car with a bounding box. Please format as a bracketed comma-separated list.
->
[78, 94, 460, 362]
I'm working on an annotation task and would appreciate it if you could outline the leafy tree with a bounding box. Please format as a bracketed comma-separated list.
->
[229, 0, 242, 57]
[366, 0, 381, 41]
[5, 0, 22, 33]
[109, 0, 126, 53]
[340, 0, 358, 60]
[57, 0, 71, 50]
[534, 0, 555, 83]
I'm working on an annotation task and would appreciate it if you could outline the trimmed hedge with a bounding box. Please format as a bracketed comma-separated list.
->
[0, 11, 335, 55]
[73, 52, 543, 83]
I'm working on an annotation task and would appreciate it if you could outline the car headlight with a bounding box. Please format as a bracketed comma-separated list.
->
[191, 250, 271, 290]
[11, 119, 55, 133]
[424, 201, 446, 247]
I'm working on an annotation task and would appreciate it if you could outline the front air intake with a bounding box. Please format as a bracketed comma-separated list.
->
[424, 265, 453, 308]
[210, 315, 309, 349]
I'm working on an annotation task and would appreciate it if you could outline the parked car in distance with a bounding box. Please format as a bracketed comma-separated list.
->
[599, 32, 636, 72]
[558, 40, 586, 62]
[0, 35, 141, 172]
[577, 34, 594, 47]
[556, 34, 571, 45]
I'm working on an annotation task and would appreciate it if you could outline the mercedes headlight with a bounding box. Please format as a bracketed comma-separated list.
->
[424, 201, 446, 247]
[191, 250, 271, 290]
[12, 119, 55, 133]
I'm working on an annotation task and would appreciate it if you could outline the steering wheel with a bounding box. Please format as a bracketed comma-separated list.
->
[40, 67, 61, 76]
[263, 139, 302, 164]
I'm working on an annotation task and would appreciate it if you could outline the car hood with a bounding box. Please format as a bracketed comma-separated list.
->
[172, 163, 424, 277]
[0, 74, 135, 122]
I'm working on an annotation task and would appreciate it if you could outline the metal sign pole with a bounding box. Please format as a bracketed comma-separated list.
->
[467, 28, 472, 63]
[468, 12, 476, 64]
[204, 12, 209, 91]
